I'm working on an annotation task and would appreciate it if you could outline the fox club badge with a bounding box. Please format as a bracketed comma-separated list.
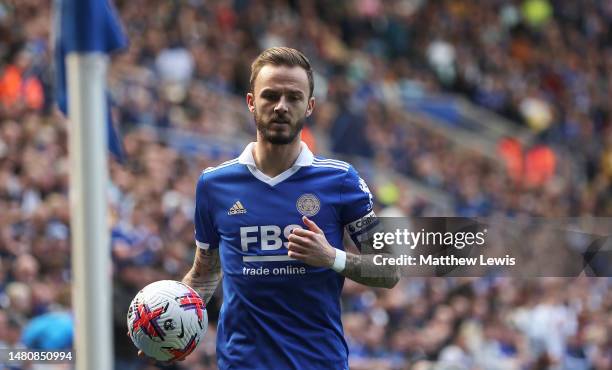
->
[296, 193, 320, 217]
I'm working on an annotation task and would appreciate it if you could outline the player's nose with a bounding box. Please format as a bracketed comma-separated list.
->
[274, 96, 289, 114]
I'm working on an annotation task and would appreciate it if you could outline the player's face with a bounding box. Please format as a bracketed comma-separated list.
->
[247, 65, 315, 145]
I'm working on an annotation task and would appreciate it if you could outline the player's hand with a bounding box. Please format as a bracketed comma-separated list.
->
[126, 331, 144, 358]
[287, 216, 337, 268]
[127, 331, 185, 364]
[127, 331, 146, 358]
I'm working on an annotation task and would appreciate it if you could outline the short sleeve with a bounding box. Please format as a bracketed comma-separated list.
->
[340, 166, 378, 247]
[194, 174, 220, 250]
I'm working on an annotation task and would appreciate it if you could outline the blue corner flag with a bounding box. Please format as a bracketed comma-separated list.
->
[54, 0, 128, 161]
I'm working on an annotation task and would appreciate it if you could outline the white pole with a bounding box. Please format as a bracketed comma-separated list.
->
[67, 53, 112, 370]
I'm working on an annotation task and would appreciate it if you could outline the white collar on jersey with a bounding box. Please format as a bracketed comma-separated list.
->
[238, 141, 314, 186]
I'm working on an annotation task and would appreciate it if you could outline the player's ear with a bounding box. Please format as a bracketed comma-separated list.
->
[246, 93, 255, 113]
[305, 96, 315, 117]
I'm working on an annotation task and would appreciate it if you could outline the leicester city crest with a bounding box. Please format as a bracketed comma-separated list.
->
[296, 193, 321, 217]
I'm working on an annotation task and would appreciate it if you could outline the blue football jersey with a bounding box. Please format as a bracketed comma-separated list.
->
[194, 142, 376, 370]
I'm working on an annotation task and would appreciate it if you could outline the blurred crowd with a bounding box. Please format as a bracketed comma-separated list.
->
[0, 0, 611, 369]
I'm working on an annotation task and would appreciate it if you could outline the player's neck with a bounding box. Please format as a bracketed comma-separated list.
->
[253, 140, 302, 177]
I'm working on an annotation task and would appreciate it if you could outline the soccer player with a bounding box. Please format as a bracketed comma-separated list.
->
[182, 47, 399, 369]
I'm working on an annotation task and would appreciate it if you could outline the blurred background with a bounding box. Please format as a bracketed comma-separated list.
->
[1, 0, 611, 369]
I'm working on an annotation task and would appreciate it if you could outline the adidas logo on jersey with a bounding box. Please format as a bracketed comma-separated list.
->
[228, 201, 247, 215]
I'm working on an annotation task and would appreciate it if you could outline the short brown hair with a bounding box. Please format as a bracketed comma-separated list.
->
[250, 47, 314, 98]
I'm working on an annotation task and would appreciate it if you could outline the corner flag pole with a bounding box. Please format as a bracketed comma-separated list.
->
[67, 53, 112, 370]
[56, 0, 127, 368]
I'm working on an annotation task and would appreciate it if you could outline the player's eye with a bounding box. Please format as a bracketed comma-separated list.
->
[261, 91, 280, 101]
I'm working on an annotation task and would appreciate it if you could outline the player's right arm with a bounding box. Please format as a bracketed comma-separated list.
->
[182, 248, 221, 304]
[184, 172, 222, 304]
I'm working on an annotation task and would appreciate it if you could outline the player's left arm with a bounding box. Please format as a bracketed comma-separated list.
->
[288, 216, 400, 289]
[342, 241, 400, 289]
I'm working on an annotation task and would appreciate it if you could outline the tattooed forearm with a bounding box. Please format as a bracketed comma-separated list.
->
[341, 252, 400, 289]
[182, 248, 222, 304]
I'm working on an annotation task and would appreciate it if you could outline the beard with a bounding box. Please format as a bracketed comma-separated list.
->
[254, 107, 304, 145]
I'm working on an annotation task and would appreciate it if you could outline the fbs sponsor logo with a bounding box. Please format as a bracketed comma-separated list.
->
[240, 224, 303, 251]
[228, 201, 247, 215]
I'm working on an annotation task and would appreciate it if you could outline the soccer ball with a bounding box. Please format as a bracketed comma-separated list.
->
[127, 280, 207, 362]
